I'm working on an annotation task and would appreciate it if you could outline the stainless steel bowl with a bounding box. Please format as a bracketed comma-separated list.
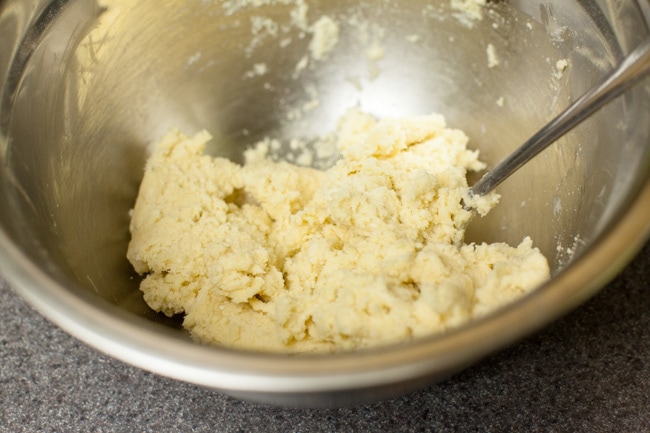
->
[1, 0, 649, 407]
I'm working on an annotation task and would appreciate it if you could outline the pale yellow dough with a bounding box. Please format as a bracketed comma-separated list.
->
[127, 110, 550, 353]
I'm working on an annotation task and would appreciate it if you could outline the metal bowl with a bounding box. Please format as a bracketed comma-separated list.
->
[1, 0, 649, 407]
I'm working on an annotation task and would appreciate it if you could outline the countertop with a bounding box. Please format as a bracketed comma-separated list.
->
[1, 242, 649, 433]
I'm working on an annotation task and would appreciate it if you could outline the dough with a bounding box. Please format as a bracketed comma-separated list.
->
[127, 110, 550, 352]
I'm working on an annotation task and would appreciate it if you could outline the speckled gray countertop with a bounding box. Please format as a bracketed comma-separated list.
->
[1, 241, 649, 433]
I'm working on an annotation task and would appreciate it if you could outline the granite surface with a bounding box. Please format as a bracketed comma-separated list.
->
[1, 242, 649, 433]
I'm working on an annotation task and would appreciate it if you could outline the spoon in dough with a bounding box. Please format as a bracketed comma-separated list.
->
[468, 37, 650, 199]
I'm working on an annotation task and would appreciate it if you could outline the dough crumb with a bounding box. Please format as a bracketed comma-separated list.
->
[243, 62, 269, 78]
[127, 111, 550, 353]
[451, 0, 487, 26]
[554, 58, 569, 79]
[486, 43, 499, 68]
[309, 16, 340, 61]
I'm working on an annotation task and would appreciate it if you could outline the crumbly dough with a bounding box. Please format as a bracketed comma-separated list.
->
[127, 110, 550, 353]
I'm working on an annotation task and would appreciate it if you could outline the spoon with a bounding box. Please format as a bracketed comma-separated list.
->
[468, 37, 650, 198]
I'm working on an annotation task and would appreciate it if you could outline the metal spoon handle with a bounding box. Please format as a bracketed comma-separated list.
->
[470, 37, 650, 197]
